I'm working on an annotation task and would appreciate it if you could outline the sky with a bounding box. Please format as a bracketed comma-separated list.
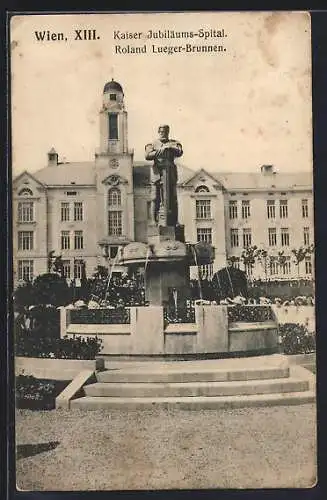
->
[11, 11, 312, 176]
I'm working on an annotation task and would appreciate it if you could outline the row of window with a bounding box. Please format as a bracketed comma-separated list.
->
[17, 230, 84, 251]
[230, 228, 252, 248]
[17, 259, 85, 281]
[232, 256, 313, 276]
[61, 231, 84, 250]
[230, 226, 310, 249]
[17, 197, 310, 227]
[17, 210, 123, 251]
[17, 200, 85, 224]
[61, 202, 83, 222]
[229, 199, 309, 220]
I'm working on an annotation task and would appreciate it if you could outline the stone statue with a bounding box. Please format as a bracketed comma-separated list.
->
[145, 125, 183, 226]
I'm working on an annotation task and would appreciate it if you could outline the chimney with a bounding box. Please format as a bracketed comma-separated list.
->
[261, 164, 274, 175]
[47, 147, 58, 166]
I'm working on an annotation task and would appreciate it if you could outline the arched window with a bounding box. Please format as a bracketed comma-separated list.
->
[108, 187, 121, 207]
[195, 185, 209, 193]
[18, 188, 33, 196]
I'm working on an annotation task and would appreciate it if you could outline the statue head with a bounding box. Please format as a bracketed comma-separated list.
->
[158, 124, 170, 141]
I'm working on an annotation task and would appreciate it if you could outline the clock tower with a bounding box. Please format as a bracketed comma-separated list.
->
[95, 80, 135, 261]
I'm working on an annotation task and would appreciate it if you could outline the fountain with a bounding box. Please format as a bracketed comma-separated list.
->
[61, 123, 279, 358]
[119, 124, 213, 311]
[59, 122, 313, 412]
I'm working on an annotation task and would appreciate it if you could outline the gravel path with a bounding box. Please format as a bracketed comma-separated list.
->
[16, 404, 316, 490]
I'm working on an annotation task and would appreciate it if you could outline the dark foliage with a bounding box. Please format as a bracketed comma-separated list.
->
[70, 308, 130, 324]
[15, 331, 103, 359]
[279, 323, 316, 355]
[16, 375, 68, 410]
[163, 305, 196, 324]
[212, 267, 248, 301]
[228, 305, 274, 323]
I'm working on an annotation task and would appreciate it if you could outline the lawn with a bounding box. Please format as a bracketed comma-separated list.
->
[16, 404, 316, 490]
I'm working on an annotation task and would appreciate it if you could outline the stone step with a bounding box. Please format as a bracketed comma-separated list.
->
[85, 377, 308, 398]
[97, 366, 290, 384]
[70, 390, 315, 411]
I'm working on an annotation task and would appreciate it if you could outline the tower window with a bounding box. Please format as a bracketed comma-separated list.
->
[109, 93, 117, 101]
[108, 113, 118, 140]
[108, 211, 122, 236]
[108, 188, 121, 207]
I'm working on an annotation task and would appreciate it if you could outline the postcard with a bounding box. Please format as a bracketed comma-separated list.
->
[11, 11, 316, 490]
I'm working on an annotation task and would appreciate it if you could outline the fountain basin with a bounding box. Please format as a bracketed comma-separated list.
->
[119, 240, 215, 266]
[61, 305, 279, 359]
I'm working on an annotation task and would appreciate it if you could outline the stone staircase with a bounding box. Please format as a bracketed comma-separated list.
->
[70, 355, 315, 410]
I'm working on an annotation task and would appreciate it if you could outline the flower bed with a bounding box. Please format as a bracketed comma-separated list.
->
[228, 305, 274, 323]
[279, 323, 315, 355]
[163, 306, 196, 324]
[15, 332, 103, 359]
[16, 375, 69, 410]
[69, 308, 131, 324]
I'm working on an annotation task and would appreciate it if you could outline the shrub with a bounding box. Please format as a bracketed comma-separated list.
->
[15, 332, 103, 359]
[279, 322, 315, 355]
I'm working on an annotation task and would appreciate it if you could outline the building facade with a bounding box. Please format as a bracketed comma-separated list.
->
[13, 80, 314, 286]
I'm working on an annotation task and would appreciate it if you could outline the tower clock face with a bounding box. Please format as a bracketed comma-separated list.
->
[109, 158, 119, 169]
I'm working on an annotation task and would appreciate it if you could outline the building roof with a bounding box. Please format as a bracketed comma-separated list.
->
[34, 162, 96, 186]
[103, 79, 123, 94]
[22, 161, 312, 191]
[132, 161, 195, 186]
[212, 171, 312, 191]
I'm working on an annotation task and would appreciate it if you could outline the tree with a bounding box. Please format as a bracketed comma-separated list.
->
[291, 246, 308, 280]
[257, 249, 269, 282]
[32, 273, 71, 306]
[241, 245, 259, 280]
[13, 282, 35, 311]
[276, 250, 287, 271]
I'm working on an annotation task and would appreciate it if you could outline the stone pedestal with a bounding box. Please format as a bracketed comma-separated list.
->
[147, 224, 185, 244]
[145, 260, 191, 307]
[144, 223, 190, 307]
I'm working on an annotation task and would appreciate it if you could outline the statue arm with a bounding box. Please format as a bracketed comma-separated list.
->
[170, 141, 183, 158]
[145, 143, 158, 161]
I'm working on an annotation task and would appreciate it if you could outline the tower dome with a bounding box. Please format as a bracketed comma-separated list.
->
[103, 79, 124, 95]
